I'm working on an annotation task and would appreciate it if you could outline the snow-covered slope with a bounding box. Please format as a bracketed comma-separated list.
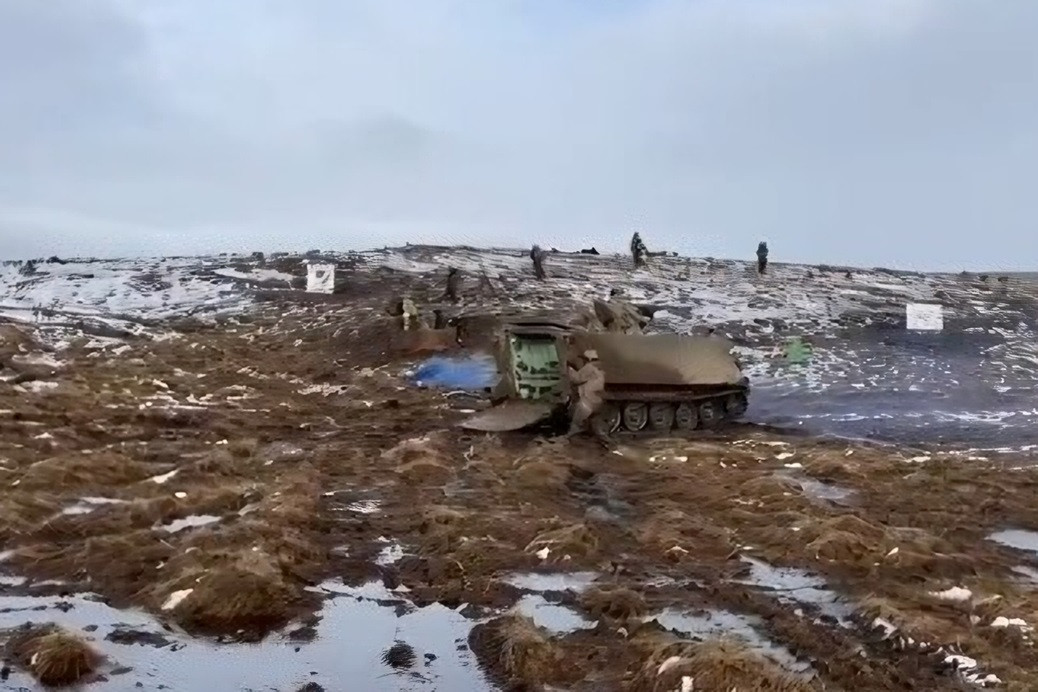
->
[362, 246, 1038, 453]
[3, 247, 1035, 453]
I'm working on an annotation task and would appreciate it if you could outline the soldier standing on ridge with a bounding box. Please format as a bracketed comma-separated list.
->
[530, 245, 547, 280]
[631, 232, 648, 269]
[442, 267, 461, 302]
[756, 241, 769, 274]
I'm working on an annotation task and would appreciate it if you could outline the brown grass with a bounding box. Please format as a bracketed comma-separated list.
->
[161, 552, 298, 636]
[12, 531, 173, 596]
[513, 460, 569, 490]
[579, 585, 648, 622]
[525, 523, 599, 560]
[793, 514, 888, 564]
[9, 625, 101, 687]
[188, 449, 240, 475]
[396, 458, 454, 485]
[383, 435, 456, 485]
[16, 451, 166, 491]
[741, 475, 803, 500]
[469, 614, 560, 688]
[227, 438, 260, 459]
[636, 509, 736, 560]
[420, 506, 466, 531]
[0, 495, 62, 541]
[860, 596, 960, 644]
[631, 639, 812, 692]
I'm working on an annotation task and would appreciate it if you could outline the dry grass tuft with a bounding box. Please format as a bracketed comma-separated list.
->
[420, 506, 466, 531]
[396, 458, 454, 485]
[526, 523, 599, 559]
[741, 475, 803, 499]
[383, 436, 455, 485]
[162, 552, 298, 636]
[579, 585, 648, 622]
[0, 495, 62, 540]
[631, 639, 811, 692]
[513, 460, 569, 490]
[227, 438, 260, 459]
[795, 514, 889, 563]
[16, 452, 164, 491]
[469, 614, 560, 687]
[13, 531, 173, 595]
[860, 596, 957, 643]
[9, 625, 101, 686]
[636, 509, 735, 559]
[189, 449, 239, 475]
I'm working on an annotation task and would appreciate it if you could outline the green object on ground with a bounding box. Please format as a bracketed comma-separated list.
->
[784, 337, 812, 365]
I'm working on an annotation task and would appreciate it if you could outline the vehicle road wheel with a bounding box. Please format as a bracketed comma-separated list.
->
[698, 400, 722, 429]
[725, 392, 748, 418]
[590, 405, 621, 437]
[648, 403, 674, 432]
[621, 402, 648, 431]
[674, 403, 698, 432]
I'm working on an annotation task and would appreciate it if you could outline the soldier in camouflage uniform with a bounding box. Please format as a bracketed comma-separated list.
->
[566, 349, 606, 437]
[630, 232, 648, 269]
[442, 267, 461, 302]
[530, 245, 547, 280]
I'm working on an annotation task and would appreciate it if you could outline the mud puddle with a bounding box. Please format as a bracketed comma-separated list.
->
[646, 609, 813, 675]
[778, 473, 856, 506]
[60, 497, 127, 516]
[1011, 565, 1038, 586]
[324, 488, 383, 516]
[988, 529, 1038, 556]
[514, 595, 594, 634]
[565, 472, 633, 523]
[158, 515, 221, 533]
[733, 557, 855, 626]
[0, 580, 491, 691]
[504, 572, 599, 593]
[375, 541, 405, 566]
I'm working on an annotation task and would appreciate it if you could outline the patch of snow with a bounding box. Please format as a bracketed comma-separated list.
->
[159, 515, 221, 533]
[161, 588, 194, 611]
[929, 586, 972, 602]
[148, 469, 179, 484]
[990, 616, 1033, 632]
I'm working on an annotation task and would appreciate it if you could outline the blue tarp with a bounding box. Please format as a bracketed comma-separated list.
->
[412, 355, 498, 390]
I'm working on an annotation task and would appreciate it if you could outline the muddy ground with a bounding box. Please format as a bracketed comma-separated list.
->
[1, 253, 1038, 690]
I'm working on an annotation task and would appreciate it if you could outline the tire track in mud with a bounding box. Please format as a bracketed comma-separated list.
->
[550, 438, 1011, 690]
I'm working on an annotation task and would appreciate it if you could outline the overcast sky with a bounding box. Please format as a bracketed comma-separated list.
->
[1, 0, 1035, 269]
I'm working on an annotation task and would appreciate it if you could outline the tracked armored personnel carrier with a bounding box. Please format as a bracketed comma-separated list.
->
[462, 314, 750, 436]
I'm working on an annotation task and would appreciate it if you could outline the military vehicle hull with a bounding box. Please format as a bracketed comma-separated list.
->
[463, 316, 750, 437]
[571, 330, 749, 437]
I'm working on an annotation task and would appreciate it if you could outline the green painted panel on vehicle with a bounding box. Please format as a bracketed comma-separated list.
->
[509, 335, 563, 400]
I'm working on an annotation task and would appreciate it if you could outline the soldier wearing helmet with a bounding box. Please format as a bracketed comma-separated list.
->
[566, 348, 606, 437]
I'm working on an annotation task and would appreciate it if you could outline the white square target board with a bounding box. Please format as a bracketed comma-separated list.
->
[906, 303, 943, 331]
[306, 263, 335, 294]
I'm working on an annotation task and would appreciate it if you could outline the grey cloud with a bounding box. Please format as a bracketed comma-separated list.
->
[0, 0, 1035, 269]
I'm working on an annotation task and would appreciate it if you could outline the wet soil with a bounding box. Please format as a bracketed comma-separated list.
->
[1, 251, 1038, 690]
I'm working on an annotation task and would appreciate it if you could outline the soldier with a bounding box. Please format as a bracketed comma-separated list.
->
[400, 298, 423, 331]
[566, 349, 606, 437]
[530, 245, 548, 280]
[630, 232, 648, 269]
[433, 309, 447, 330]
[756, 241, 769, 274]
[442, 267, 461, 302]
